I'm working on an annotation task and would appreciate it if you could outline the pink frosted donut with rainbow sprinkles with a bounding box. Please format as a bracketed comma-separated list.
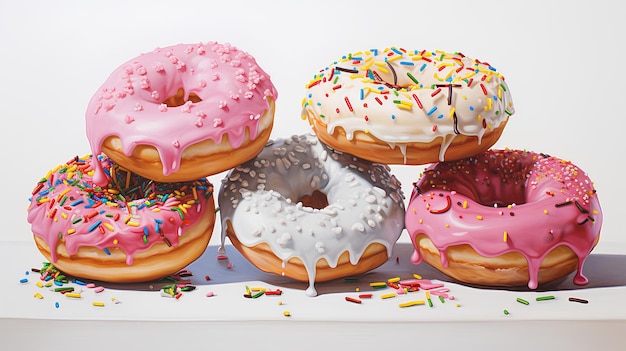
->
[406, 149, 602, 289]
[27, 154, 216, 283]
[86, 42, 278, 185]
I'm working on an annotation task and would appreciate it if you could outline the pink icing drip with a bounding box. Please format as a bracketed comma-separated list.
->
[85, 42, 277, 185]
[406, 149, 603, 288]
[27, 155, 213, 265]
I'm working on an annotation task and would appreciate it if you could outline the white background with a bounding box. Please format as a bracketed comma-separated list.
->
[1, 0, 625, 349]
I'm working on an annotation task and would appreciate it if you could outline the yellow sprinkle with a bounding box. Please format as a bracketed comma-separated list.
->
[127, 221, 140, 227]
[61, 213, 68, 220]
[36, 281, 43, 288]
[396, 103, 413, 110]
[456, 303, 461, 307]
[503, 231, 508, 242]
[419, 218, 423, 224]
[152, 208, 161, 212]
[33, 292, 44, 299]
[369, 282, 387, 288]
[413, 273, 422, 280]
[544, 209, 549, 214]
[113, 239, 118, 245]
[462, 200, 468, 209]
[44, 282, 53, 288]
[449, 107, 456, 118]
[399, 300, 425, 308]
[355, 287, 360, 292]
[92, 302, 105, 307]
[445, 223, 450, 228]
[38, 198, 50, 204]
[278, 301, 283, 306]
[425, 291, 431, 300]
[387, 277, 401, 283]
[67, 229, 76, 235]
[65, 293, 81, 298]
[103, 223, 114, 232]
[283, 311, 291, 317]
[250, 287, 266, 292]
[476, 215, 483, 220]
[381, 293, 397, 299]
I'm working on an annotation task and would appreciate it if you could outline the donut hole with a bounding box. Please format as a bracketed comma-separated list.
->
[297, 190, 329, 210]
[162, 88, 202, 107]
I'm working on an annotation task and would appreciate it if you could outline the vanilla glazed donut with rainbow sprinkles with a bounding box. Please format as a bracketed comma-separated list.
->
[86, 42, 278, 186]
[406, 149, 602, 289]
[27, 154, 216, 283]
[301, 48, 514, 165]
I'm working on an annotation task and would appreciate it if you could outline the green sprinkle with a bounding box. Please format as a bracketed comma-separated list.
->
[503, 309, 510, 315]
[516, 298, 530, 305]
[536, 295, 555, 301]
[406, 72, 419, 85]
[72, 217, 83, 224]
[54, 287, 74, 293]
[439, 295, 445, 303]
[143, 235, 149, 245]
[251, 291, 265, 299]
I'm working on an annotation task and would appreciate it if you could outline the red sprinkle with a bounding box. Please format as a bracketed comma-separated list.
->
[480, 83, 488, 95]
[431, 88, 442, 97]
[358, 293, 373, 299]
[344, 96, 354, 112]
[412, 94, 424, 109]
[345, 296, 362, 304]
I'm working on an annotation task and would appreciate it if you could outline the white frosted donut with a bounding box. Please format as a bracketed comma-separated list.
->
[218, 134, 405, 296]
[302, 48, 514, 165]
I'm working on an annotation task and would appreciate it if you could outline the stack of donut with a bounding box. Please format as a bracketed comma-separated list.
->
[28, 44, 604, 293]
[300, 47, 603, 289]
[27, 42, 278, 283]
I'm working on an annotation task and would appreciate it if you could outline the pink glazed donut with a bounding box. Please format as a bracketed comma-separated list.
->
[406, 149, 602, 289]
[86, 42, 278, 186]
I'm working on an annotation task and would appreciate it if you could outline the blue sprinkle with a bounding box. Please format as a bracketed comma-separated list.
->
[19, 278, 28, 284]
[54, 280, 63, 286]
[70, 199, 84, 206]
[360, 89, 364, 100]
[489, 66, 497, 71]
[420, 63, 427, 72]
[390, 47, 403, 55]
[391, 115, 396, 120]
[103, 248, 111, 255]
[399, 61, 414, 66]
[73, 279, 86, 286]
[427, 106, 438, 116]
[143, 226, 149, 236]
[55, 302, 60, 309]
[87, 220, 102, 233]
[469, 106, 475, 111]
[154, 219, 163, 224]
[437, 114, 444, 119]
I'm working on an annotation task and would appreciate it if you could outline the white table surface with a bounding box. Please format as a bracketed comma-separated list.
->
[2, 236, 625, 350]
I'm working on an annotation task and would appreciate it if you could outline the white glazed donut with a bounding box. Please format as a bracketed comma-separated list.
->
[218, 134, 405, 296]
[302, 48, 514, 165]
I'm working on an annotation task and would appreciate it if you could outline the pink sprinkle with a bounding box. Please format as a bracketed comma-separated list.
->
[86, 283, 96, 289]
[134, 103, 144, 111]
[217, 255, 228, 260]
[213, 118, 224, 128]
[181, 101, 193, 113]
[124, 115, 135, 124]
[206, 291, 215, 297]
[159, 104, 168, 112]
[154, 62, 165, 72]
[172, 140, 180, 148]
[199, 80, 207, 88]
[94, 286, 105, 293]
[151, 91, 160, 100]
[227, 262, 233, 269]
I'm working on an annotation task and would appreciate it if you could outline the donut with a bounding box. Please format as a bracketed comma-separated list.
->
[301, 48, 514, 165]
[86, 42, 278, 186]
[27, 154, 216, 283]
[405, 149, 603, 289]
[218, 134, 405, 296]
